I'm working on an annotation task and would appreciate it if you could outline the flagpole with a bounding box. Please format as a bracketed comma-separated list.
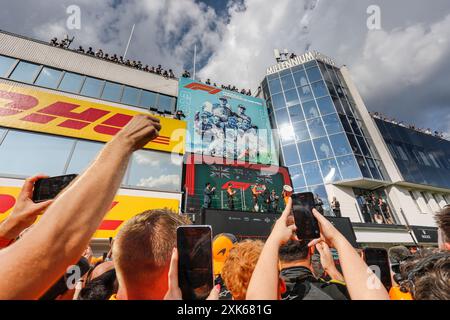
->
[193, 44, 197, 80]
[123, 24, 135, 59]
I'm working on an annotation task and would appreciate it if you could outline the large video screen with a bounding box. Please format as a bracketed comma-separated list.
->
[177, 78, 278, 165]
[184, 154, 291, 214]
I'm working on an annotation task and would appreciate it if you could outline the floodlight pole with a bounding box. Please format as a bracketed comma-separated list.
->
[193, 44, 197, 80]
[123, 24, 135, 60]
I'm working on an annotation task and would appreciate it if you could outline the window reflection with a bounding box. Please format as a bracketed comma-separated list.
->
[307, 118, 326, 138]
[0, 130, 74, 176]
[0, 55, 16, 77]
[298, 85, 313, 103]
[297, 140, 316, 163]
[268, 78, 282, 94]
[102, 82, 123, 102]
[9, 61, 40, 83]
[322, 113, 343, 135]
[127, 149, 182, 192]
[272, 93, 286, 110]
[289, 165, 306, 189]
[35, 67, 62, 89]
[81, 77, 105, 98]
[140, 91, 157, 109]
[313, 137, 333, 160]
[306, 67, 322, 83]
[281, 74, 295, 91]
[58, 72, 85, 93]
[288, 105, 304, 123]
[121, 86, 140, 106]
[320, 159, 342, 183]
[311, 81, 328, 98]
[292, 121, 310, 142]
[303, 162, 323, 186]
[293, 70, 308, 87]
[275, 108, 290, 127]
[282, 144, 300, 166]
[336, 155, 361, 180]
[316, 96, 336, 116]
[302, 100, 320, 119]
[66, 140, 103, 173]
[329, 133, 352, 156]
[284, 89, 300, 107]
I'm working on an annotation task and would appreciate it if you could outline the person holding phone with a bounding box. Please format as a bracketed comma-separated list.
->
[246, 197, 390, 300]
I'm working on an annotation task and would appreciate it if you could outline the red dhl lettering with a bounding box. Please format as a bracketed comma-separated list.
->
[0, 89, 171, 144]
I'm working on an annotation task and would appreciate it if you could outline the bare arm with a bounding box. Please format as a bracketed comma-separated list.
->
[0, 114, 161, 299]
[246, 198, 296, 300]
[309, 209, 389, 300]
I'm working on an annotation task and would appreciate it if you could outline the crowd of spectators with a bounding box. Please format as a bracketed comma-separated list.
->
[50, 37, 176, 79]
[370, 111, 446, 139]
[0, 114, 448, 301]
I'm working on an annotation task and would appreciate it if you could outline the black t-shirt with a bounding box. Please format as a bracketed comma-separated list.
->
[280, 266, 349, 300]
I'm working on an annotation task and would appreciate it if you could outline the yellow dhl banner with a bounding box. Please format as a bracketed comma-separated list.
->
[0, 83, 186, 154]
[0, 186, 180, 239]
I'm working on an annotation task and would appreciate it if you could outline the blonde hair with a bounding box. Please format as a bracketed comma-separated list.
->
[221, 240, 264, 300]
[113, 209, 190, 283]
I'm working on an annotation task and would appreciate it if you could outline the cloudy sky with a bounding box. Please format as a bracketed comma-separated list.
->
[1, 0, 449, 136]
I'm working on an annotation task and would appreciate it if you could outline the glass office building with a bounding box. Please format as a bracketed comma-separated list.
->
[262, 58, 388, 213]
[375, 118, 450, 190]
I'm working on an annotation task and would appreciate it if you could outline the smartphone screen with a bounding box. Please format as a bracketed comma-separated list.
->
[363, 248, 392, 291]
[177, 225, 213, 300]
[32, 174, 78, 203]
[291, 192, 320, 240]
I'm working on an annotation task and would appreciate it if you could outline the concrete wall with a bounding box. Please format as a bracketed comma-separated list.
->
[0, 31, 178, 97]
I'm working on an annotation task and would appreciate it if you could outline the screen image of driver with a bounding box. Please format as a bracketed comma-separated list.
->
[213, 97, 232, 123]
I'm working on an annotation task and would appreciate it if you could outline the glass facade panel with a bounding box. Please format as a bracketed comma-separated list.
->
[293, 70, 308, 87]
[0, 130, 74, 176]
[121, 86, 140, 106]
[272, 93, 286, 110]
[306, 66, 322, 83]
[289, 165, 306, 190]
[298, 85, 313, 103]
[322, 113, 343, 135]
[320, 159, 342, 183]
[35, 67, 62, 89]
[0, 55, 16, 77]
[302, 100, 320, 119]
[159, 95, 174, 113]
[329, 133, 352, 156]
[303, 162, 323, 186]
[316, 96, 336, 116]
[101, 82, 123, 102]
[66, 140, 103, 173]
[140, 91, 157, 109]
[268, 78, 282, 94]
[297, 140, 316, 163]
[282, 143, 300, 166]
[313, 137, 333, 160]
[288, 104, 304, 123]
[336, 155, 361, 180]
[311, 80, 328, 98]
[284, 88, 300, 107]
[80, 77, 104, 98]
[9, 61, 40, 83]
[127, 150, 182, 192]
[292, 121, 310, 142]
[280, 74, 295, 91]
[356, 155, 372, 179]
[58, 72, 85, 93]
[307, 118, 326, 138]
[275, 108, 290, 127]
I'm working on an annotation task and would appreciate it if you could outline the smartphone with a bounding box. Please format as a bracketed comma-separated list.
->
[32, 174, 78, 203]
[362, 248, 392, 291]
[291, 192, 320, 240]
[177, 225, 213, 300]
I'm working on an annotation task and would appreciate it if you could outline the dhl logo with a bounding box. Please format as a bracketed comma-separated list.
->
[0, 84, 185, 153]
[184, 82, 222, 95]
[0, 188, 180, 238]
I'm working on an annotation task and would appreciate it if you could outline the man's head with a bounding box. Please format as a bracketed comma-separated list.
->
[113, 209, 190, 299]
[221, 240, 264, 300]
[435, 206, 450, 251]
[206, 183, 211, 188]
[279, 240, 314, 269]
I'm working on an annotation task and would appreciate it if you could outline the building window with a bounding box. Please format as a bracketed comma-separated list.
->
[293, 70, 308, 87]
[0, 55, 17, 77]
[284, 89, 300, 107]
[288, 104, 304, 123]
[271, 93, 285, 110]
[302, 100, 320, 119]
[292, 121, 310, 142]
[80, 77, 105, 98]
[316, 96, 336, 116]
[354, 188, 396, 224]
[320, 158, 342, 183]
[280, 74, 295, 91]
[275, 108, 290, 127]
[306, 66, 322, 83]
[336, 155, 361, 180]
[307, 118, 326, 139]
[282, 143, 300, 166]
[297, 140, 316, 163]
[322, 113, 343, 135]
[313, 137, 333, 160]
[297, 85, 314, 103]
[329, 133, 352, 156]
[140, 90, 157, 109]
[65, 140, 103, 174]
[310, 80, 328, 98]
[126, 149, 183, 192]
[58, 72, 85, 93]
[101, 81, 123, 102]
[268, 78, 282, 95]
[0, 129, 75, 177]
[303, 162, 323, 186]
[121, 86, 141, 106]
[289, 165, 306, 190]
[34, 67, 63, 89]
[9, 61, 40, 83]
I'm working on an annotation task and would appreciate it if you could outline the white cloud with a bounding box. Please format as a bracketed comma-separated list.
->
[133, 152, 160, 166]
[138, 174, 180, 189]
